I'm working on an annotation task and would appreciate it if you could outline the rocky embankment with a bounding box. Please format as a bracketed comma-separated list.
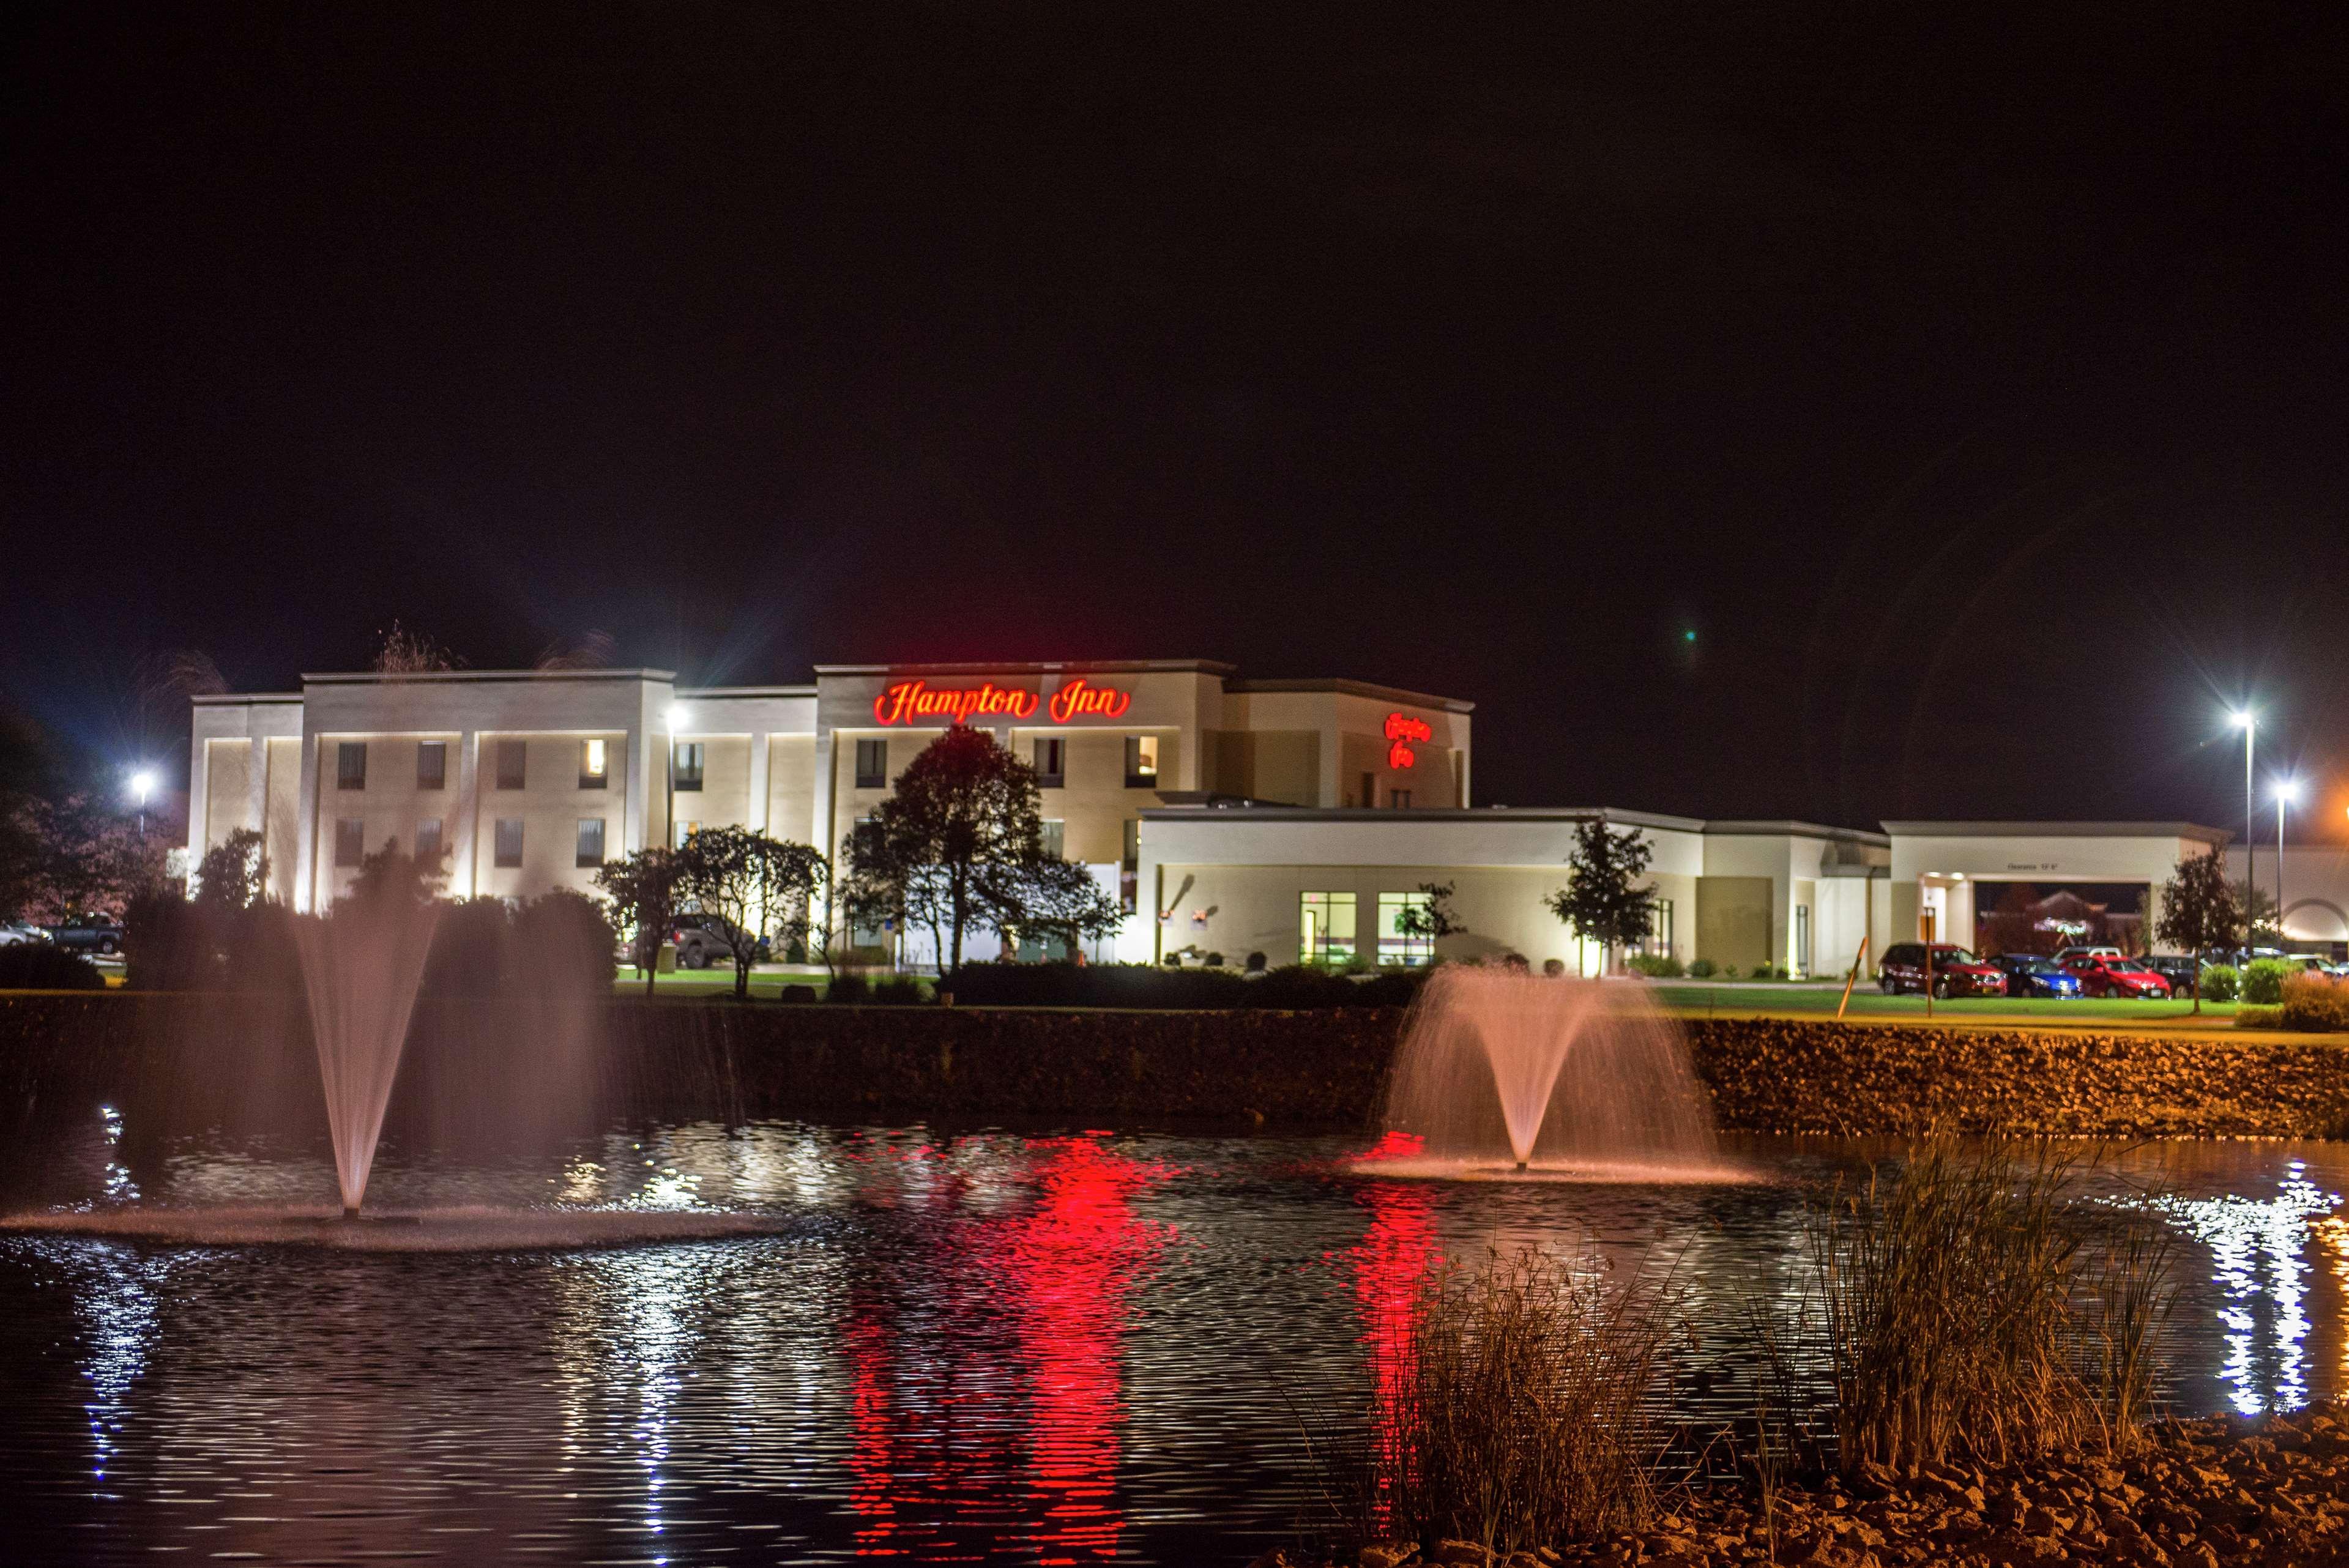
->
[1253, 1406, 2349, 1568]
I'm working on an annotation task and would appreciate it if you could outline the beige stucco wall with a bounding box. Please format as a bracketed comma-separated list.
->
[203, 740, 250, 849]
[767, 735, 817, 846]
[464, 732, 633, 901]
[264, 738, 301, 904]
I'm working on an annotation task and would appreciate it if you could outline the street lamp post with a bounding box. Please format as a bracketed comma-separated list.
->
[2276, 778, 2301, 943]
[130, 769, 155, 842]
[664, 704, 687, 852]
[2232, 711, 2255, 931]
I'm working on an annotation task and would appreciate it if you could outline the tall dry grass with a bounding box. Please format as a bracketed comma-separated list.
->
[1809, 1141, 2176, 1474]
[1302, 1245, 1680, 1558]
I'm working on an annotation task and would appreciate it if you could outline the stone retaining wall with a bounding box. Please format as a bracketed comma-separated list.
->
[6, 993, 2349, 1139]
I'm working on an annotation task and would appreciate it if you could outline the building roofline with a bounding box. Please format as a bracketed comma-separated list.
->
[1142, 804, 1705, 832]
[190, 692, 302, 705]
[812, 659, 1239, 678]
[1881, 820, 2235, 845]
[677, 685, 818, 699]
[1224, 677, 1474, 713]
[299, 667, 677, 685]
[1705, 819, 1893, 846]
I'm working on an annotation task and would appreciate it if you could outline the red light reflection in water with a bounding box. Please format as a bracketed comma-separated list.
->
[842, 1135, 1172, 1562]
[1347, 1134, 1435, 1531]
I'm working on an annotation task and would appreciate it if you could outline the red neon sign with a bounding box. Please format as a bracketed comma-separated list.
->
[872, 677, 1137, 727]
[1383, 712, 1433, 769]
[874, 680, 1039, 725]
[1048, 677, 1133, 724]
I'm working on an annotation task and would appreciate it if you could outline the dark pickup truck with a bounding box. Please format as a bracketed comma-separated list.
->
[44, 914, 125, 955]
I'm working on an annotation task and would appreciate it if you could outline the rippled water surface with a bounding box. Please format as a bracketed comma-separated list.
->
[4, 1117, 2348, 1564]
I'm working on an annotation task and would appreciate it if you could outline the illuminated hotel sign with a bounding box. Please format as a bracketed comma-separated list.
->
[873, 677, 1134, 727]
[1384, 712, 1433, 769]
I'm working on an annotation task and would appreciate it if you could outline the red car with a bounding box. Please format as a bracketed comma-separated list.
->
[1878, 942, 2009, 998]
[2062, 954, 2173, 999]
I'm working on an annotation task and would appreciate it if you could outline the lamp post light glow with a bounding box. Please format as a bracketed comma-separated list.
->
[2276, 776, 2302, 941]
[130, 769, 156, 841]
[664, 704, 687, 852]
[2232, 710, 2255, 929]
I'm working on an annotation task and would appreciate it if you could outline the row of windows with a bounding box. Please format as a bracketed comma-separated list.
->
[335, 740, 613, 793]
[333, 817, 607, 870]
[848, 735, 1162, 792]
[1294, 893, 1680, 965]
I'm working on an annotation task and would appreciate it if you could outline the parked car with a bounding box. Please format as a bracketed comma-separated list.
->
[2052, 945, 2126, 966]
[43, 913, 125, 956]
[670, 913, 769, 970]
[0, 919, 53, 946]
[2062, 954, 2173, 999]
[1986, 953, 2083, 998]
[2134, 954, 2203, 994]
[1879, 942, 2008, 998]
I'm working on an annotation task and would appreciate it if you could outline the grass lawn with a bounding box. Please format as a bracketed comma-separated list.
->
[612, 966, 849, 999]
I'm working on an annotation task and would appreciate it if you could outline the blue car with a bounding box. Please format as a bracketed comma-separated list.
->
[1989, 954, 2083, 998]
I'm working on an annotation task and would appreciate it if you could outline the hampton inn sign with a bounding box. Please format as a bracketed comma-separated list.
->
[871, 677, 1134, 726]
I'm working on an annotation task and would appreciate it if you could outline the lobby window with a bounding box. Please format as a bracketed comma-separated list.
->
[1041, 819, 1065, 860]
[1378, 891, 1434, 965]
[496, 740, 527, 790]
[576, 818, 606, 868]
[1300, 892, 1357, 967]
[416, 741, 447, 790]
[1033, 737, 1065, 789]
[854, 738, 887, 790]
[1644, 899, 1676, 958]
[1124, 735, 1159, 789]
[1390, 788, 1413, 809]
[579, 738, 608, 790]
[494, 818, 524, 868]
[334, 817, 365, 867]
[674, 741, 704, 791]
[414, 819, 444, 867]
[337, 742, 367, 791]
[1119, 819, 1138, 912]
[1360, 771, 1374, 808]
[1794, 904, 1812, 979]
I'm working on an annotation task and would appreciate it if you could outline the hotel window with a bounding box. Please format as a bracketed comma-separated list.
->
[1041, 819, 1065, 860]
[1389, 788, 1413, 809]
[1794, 904, 1812, 979]
[1644, 898, 1676, 958]
[579, 738, 608, 790]
[576, 818, 606, 868]
[337, 742, 367, 790]
[416, 741, 447, 790]
[674, 741, 704, 791]
[1300, 892, 1357, 966]
[1378, 891, 1434, 965]
[854, 738, 887, 790]
[1124, 735, 1160, 789]
[334, 817, 365, 867]
[1033, 737, 1065, 789]
[1360, 771, 1374, 808]
[496, 740, 527, 790]
[1119, 819, 1139, 912]
[414, 819, 444, 866]
[494, 818, 524, 868]
[674, 819, 701, 849]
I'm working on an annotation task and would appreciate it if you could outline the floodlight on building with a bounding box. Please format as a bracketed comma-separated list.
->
[666, 704, 687, 734]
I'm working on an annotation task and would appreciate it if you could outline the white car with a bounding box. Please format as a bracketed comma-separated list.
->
[0, 920, 51, 946]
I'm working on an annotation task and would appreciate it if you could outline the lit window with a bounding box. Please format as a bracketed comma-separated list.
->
[674, 741, 704, 791]
[674, 819, 700, 849]
[1124, 735, 1159, 789]
[337, 742, 367, 791]
[576, 818, 606, 868]
[416, 741, 447, 790]
[334, 817, 365, 866]
[1300, 891, 1357, 965]
[1034, 737, 1065, 788]
[1379, 891, 1434, 965]
[496, 740, 526, 790]
[854, 738, 887, 790]
[580, 738, 608, 789]
[414, 819, 444, 866]
[494, 818, 523, 868]
[1041, 819, 1065, 860]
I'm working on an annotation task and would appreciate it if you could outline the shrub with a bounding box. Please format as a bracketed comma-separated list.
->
[1204, 951, 1225, 968]
[1687, 957, 1718, 978]
[827, 971, 872, 1003]
[1243, 951, 1267, 974]
[1625, 953, 1685, 979]
[936, 960, 1427, 1010]
[869, 974, 928, 1005]
[2242, 957, 2295, 1006]
[0, 943, 107, 990]
[1719, 964, 1741, 979]
[510, 888, 620, 996]
[420, 897, 518, 997]
[2197, 963, 2241, 1003]
[124, 891, 223, 990]
[2278, 972, 2349, 1033]
[2236, 1005, 2284, 1029]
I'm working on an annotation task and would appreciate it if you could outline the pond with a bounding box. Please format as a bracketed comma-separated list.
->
[2, 1118, 2343, 1564]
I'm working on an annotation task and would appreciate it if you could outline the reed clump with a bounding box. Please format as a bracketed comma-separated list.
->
[1306, 1245, 1679, 1559]
[1809, 1140, 2175, 1476]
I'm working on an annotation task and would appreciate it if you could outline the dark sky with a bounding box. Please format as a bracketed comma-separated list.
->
[5, 3, 2346, 836]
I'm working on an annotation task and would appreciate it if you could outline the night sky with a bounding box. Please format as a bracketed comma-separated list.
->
[5, 4, 2345, 836]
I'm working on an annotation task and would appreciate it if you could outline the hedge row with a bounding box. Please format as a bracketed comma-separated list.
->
[939, 960, 1426, 1009]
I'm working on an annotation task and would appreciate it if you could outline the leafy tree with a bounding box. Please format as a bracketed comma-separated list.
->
[1393, 880, 1465, 953]
[1545, 817, 1658, 976]
[18, 791, 164, 921]
[193, 827, 269, 910]
[845, 726, 1044, 972]
[595, 845, 687, 998]
[339, 838, 449, 908]
[2233, 880, 2280, 946]
[978, 857, 1125, 961]
[2157, 852, 2245, 1014]
[674, 824, 828, 998]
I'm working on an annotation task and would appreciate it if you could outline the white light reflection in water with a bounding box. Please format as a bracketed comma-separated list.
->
[70, 1243, 173, 1488]
[99, 1104, 138, 1204]
[2155, 1161, 2340, 1415]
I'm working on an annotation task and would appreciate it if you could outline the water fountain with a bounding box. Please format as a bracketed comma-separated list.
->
[292, 893, 441, 1217]
[1365, 966, 1738, 1181]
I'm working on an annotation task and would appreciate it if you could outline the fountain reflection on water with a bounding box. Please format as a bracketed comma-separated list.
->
[1369, 967, 1737, 1180]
